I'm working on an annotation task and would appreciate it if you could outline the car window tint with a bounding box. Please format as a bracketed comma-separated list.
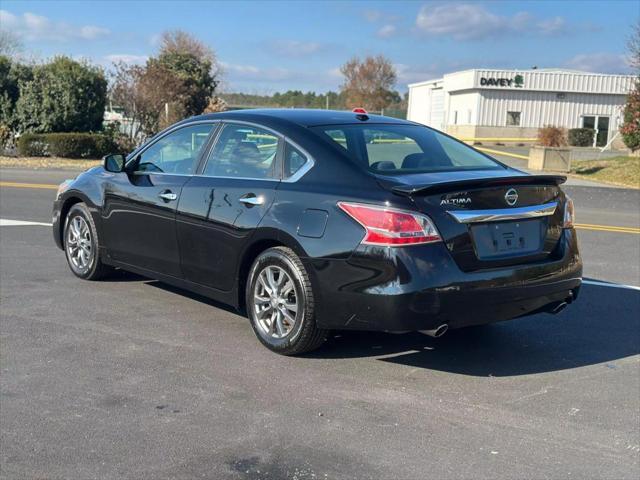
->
[203, 124, 279, 179]
[312, 124, 501, 174]
[284, 143, 308, 177]
[363, 129, 422, 170]
[136, 124, 213, 174]
[324, 129, 348, 150]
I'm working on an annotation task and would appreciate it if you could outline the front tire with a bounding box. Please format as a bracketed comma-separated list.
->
[246, 247, 327, 355]
[63, 203, 113, 280]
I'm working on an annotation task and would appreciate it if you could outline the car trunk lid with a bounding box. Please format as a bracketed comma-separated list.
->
[378, 170, 567, 271]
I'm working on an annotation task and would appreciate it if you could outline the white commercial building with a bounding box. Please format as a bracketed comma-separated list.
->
[407, 69, 636, 149]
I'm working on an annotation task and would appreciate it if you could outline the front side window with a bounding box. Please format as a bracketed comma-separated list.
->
[203, 124, 279, 179]
[506, 111, 521, 126]
[312, 124, 503, 174]
[136, 123, 213, 174]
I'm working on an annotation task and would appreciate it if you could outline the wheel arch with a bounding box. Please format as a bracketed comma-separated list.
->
[236, 230, 308, 313]
[57, 194, 87, 246]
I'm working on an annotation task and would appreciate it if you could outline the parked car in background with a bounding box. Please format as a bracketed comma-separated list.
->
[52, 109, 582, 355]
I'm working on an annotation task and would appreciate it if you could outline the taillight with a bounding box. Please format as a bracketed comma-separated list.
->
[563, 196, 575, 228]
[338, 202, 441, 246]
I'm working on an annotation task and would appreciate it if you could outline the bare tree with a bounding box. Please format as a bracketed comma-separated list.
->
[203, 96, 228, 113]
[156, 30, 222, 115]
[628, 20, 640, 72]
[340, 55, 397, 112]
[109, 62, 145, 141]
[159, 30, 214, 63]
[0, 30, 23, 58]
[110, 61, 190, 140]
[109, 30, 223, 138]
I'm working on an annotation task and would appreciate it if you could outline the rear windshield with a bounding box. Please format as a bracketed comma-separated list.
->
[311, 124, 503, 174]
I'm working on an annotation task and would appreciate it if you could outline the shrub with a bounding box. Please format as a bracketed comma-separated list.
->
[17, 133, 48, 156]
[103, 121, 138, 154]
[14, 56, 107, 134]
[568, 128, 595, 147]
[0, 123, 13, 149]
[537, 126, 567, 147]
[17, 132, 116, 158]
[621, 80, 640, 152]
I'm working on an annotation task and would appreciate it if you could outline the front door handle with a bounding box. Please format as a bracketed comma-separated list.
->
[238, 194, 264, 206]
[158, 191, 178, 202]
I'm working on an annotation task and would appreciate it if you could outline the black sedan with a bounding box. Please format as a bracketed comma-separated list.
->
[53, 109, 582, 355]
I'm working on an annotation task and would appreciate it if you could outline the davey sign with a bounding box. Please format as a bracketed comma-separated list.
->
[480, 74, 524, 88]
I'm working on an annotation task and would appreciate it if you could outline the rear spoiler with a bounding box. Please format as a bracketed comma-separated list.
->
[391, 175, 567, 196]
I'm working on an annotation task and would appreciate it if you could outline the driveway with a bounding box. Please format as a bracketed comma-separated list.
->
[1, 167, 638, 479]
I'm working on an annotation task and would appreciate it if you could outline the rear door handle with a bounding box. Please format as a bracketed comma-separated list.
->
[238, 194, 264, 206]
[158, 191, 178, 202]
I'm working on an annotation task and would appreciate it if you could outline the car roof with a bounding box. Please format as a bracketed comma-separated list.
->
[189, 108, 415, 128]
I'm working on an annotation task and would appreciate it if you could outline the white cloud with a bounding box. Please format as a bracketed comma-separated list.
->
[0, 9, 110, 42]
[564, 53, 630, 74]
[220, 61, 342, 92]
[268, 40, 325, 57]
[104, 54, 148, 65]
[415, 4, 574, 41]
[149, 33, 162, 47]
[362, 8, 401, 40]
[394, 59, 511, 86]
[79, 25, 111, 40]
[394, 63, 447, 85]
[377, 24, 397, 39]
[363, 9, 383, 22]
[221, 62, 295, 82]
[537, 16, 566, 36]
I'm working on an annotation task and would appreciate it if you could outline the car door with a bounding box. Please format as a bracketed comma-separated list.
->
[102, 122, 216, 277]
[176, 122, 281, 290]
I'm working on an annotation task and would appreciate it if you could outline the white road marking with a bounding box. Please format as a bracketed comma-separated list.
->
[0, 218, 53, 227]
[582, 279, 640, 292]
[2, 217, 638, 293]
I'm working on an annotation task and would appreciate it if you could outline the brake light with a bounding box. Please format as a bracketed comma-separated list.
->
[352, 108, 368, 114]
[338, 202, 441, 246]
[563, 196, 575, 228]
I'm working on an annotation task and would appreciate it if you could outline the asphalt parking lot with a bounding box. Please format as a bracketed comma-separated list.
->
[1, 167, 639, 479]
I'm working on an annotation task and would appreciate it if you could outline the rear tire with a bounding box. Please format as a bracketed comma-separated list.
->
[63, 203, 113, 280]
[246, 247, 327, 355]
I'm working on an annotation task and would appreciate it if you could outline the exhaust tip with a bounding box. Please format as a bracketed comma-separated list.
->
[420, 324, 449, 338]
[551, 301, 568, 314]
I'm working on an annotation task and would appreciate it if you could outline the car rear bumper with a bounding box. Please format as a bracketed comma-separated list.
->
[304, 229, 582, 331]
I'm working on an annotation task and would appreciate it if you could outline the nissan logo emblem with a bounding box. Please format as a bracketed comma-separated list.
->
[505, 188, 518, 206]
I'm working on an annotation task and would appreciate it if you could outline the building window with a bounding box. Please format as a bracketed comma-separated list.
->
[506, 111, 521, 126]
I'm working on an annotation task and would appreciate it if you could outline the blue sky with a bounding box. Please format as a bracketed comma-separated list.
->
[0, 0, 637, 93]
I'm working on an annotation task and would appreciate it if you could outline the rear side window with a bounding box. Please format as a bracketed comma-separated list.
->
[283, 143, 308, 178]
[311, 124, 502, 174]
[203, 123, 279, 179]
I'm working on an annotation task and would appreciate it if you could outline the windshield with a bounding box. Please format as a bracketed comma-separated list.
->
[311, 124, 504, 174]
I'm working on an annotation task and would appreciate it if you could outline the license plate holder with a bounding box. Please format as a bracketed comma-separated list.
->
[471, 220, 544, 259]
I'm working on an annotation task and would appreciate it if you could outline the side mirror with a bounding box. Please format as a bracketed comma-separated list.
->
[103, 153, 126, 173]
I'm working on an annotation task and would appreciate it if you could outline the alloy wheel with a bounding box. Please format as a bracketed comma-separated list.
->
[66, 216, 93, 271]
[253, 265, 298, 339]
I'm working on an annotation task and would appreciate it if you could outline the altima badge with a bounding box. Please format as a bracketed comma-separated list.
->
[505, 188, 518, 206]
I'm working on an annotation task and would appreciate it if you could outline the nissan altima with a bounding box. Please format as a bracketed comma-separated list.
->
[52, 109, 582, 355]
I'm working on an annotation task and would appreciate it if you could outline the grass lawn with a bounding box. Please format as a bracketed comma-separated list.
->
[571, 156, 640, 189]
[0, 156, 101, 170]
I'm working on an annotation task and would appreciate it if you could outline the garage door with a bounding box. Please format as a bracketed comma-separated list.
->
[430, 89, 444, 131]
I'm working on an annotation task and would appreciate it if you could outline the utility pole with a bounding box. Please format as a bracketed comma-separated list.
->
[325, 95, 329, 110]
